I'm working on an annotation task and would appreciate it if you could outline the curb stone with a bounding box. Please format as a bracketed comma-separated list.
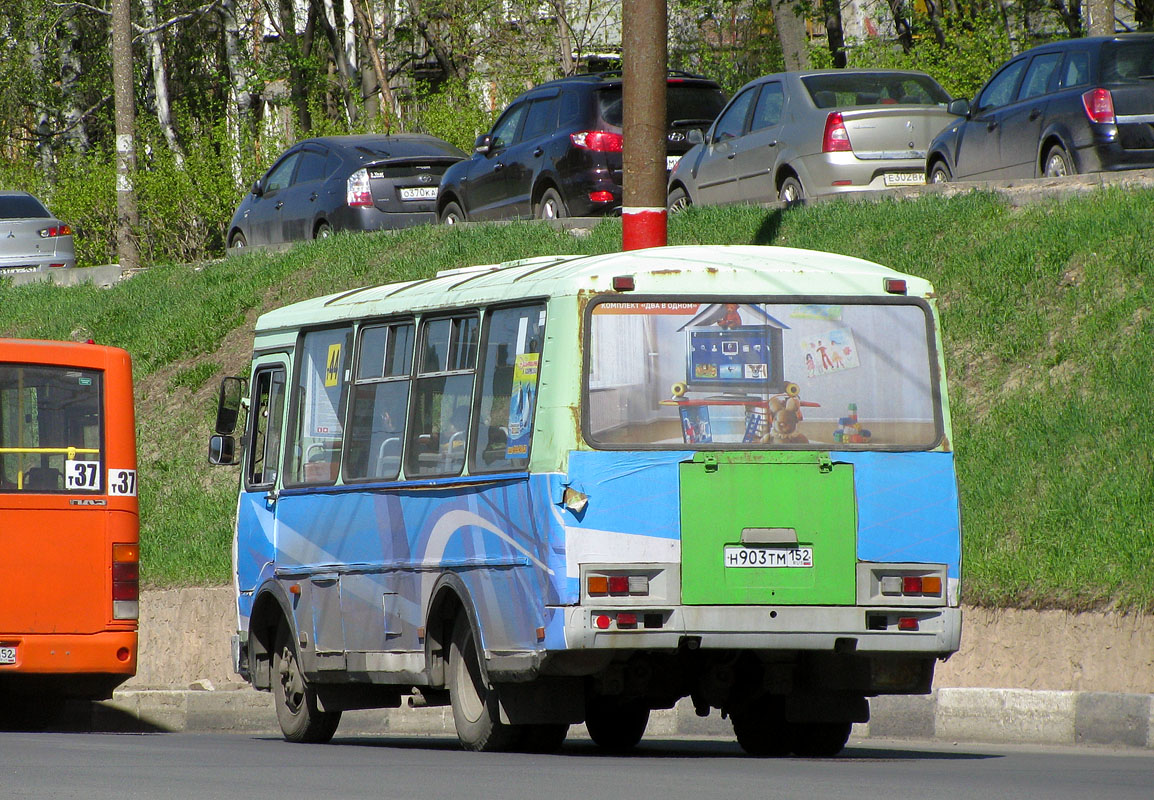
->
[95, 687, 1154, 750]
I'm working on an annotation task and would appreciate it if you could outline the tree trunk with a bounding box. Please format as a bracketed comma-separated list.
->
[220, 0, 257, 189]
[58, 7, 89, 154]
[313, 0, 358, 126]
[279, 0, 313, 135]
[550, 0, 577, 76]
[111, 0, 140, 270]
[351, 0, 398, 128]
[887, 0, 915, 54]
[823, 0, 846, 68]
[923, 0, 949, 47]
[141, 0, 184, 163]
[1086, 0, 1115, 34]
[771, 0, 810, 71]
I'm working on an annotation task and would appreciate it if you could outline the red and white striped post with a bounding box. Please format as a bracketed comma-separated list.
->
[621, 0, 668, 251]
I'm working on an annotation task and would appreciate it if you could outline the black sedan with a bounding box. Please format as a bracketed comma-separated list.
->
[227, 134, 467, 249]
[927, 33, 1154, 182]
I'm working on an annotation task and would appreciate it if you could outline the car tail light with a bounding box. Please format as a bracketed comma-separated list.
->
[589, 191, 615, 204]
[822, 112, 853, 153]
[113, 543, 139, 620]
[1081, 88, 1115, 124]
[346, 168, 373, 207]
[39, 225, 72, 238]
[571, 130, 623, 152]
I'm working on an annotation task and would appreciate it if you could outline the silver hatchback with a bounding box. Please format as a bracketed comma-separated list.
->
[668, 69, 957, 207]
[0, 191, 76, 274]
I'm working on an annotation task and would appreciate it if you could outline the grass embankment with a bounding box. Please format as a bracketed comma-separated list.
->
[1, 190, 1151, 611]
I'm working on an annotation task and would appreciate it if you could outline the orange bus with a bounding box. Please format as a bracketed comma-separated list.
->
[0, 339, 138, 721]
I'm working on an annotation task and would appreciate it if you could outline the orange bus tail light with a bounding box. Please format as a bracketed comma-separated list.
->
[112, 543, 139, 620]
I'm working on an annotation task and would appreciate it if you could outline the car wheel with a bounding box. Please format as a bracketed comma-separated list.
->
[929, 161, 952, 184]
[668, 186, 692, 213]
[778, 176, 804, 206]
[229, 231, 247, 249]
[535, 188, 567, 220]
[315, 222, 332, 239]
[1043, 145, 1073, 178]
[440, 201, 465, 225]
[272, 623, 341, 743]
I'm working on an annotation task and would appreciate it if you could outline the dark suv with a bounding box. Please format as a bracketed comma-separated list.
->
[437, 72, 727, 222]
[927, 33, 1154, 181]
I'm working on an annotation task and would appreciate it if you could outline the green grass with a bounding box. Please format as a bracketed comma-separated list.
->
[2, 190, 1153, 610]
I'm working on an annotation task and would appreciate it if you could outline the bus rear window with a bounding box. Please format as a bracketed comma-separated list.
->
[586, 300, 941, 449]
[0, 364, 103, 491]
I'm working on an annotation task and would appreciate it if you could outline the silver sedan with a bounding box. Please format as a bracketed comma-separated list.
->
[669, 69, 958, 207]
[0, 191, 76, 274]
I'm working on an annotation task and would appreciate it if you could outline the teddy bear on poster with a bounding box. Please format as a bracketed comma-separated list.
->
[760, 395, 809, 444]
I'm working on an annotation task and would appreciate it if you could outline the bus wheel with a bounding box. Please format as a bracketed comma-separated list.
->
[791, 721, 851, 757]
[272, 624, 341, 743]
[585, 696, 650, 752]
[730, 698, 791, 757]
[519, 723, 570, 753]
[448, 615, 520, 752]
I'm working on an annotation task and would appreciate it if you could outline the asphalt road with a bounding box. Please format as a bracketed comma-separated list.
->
[2, 732, 1151, 800]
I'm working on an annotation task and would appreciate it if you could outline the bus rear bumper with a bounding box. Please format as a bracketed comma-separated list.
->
[562, 604, 962, 657]
[0, 630, 137, 675]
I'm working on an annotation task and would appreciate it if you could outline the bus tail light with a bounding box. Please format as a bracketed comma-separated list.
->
[113, 543, 139, 620]
[587, 573, 650, 597]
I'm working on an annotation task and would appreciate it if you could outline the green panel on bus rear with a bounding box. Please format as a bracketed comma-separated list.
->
[680, 451, 856, 606]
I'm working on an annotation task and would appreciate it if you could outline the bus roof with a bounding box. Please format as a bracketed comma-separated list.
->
[254, 245, 932, 333]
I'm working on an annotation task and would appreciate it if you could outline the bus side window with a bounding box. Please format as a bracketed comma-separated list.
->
[406, 315, 478, 478]
[247, 367, 286, 487]
[345, 321, 413, 481]
[287, 327, 352, 485]
[471, 303, 546, 473]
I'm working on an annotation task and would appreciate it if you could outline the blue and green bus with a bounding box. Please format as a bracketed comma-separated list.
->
[210, 244, 961, 755]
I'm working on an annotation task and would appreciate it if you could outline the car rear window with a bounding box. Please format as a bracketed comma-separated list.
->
[1100, 40, 1154, 84]
[368, 163, 453, 180]
[0, 195, 50, 220]
[802, 73, 951, 108]
[596, 84, 727, 129]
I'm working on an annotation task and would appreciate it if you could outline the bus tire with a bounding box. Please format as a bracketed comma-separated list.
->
[272, 624, 341, 744]
[791, 721, 851, 757]
[585, 696, 649, 752]
[730, 698, 791, 757]
[448, 614, 520, 752]
[519, 723, 570, 753]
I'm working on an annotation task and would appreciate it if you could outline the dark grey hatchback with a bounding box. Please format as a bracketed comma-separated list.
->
[927, 33, 1154, 181]
[227, 134, 467, 249]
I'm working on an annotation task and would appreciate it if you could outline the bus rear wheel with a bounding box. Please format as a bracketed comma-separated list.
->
[585, 696, 650, 752]
[273, 624, 341, 743]
[448, 614, 520, 752]
[791, 721, 852, 757]
[730, 698, 791, 757]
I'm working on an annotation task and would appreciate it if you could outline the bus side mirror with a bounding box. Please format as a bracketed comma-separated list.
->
[208, 434, 239, 466]
[215, 376, 246, 435]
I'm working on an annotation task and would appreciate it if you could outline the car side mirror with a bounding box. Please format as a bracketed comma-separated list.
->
[474, 134, 492, 155]
[208, 434, 240, 466]
[250, 178, 264, 196]
[687, 129, 704, 145]
[948, 98, 971, 117]
[214, 376, 246, 435]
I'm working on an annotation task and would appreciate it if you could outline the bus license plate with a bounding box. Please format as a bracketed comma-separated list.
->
[883, 172, 925, 187]
[400, 187, 438, 201]
[724, 547, 813, 568]
[0, 645, 16, 665]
